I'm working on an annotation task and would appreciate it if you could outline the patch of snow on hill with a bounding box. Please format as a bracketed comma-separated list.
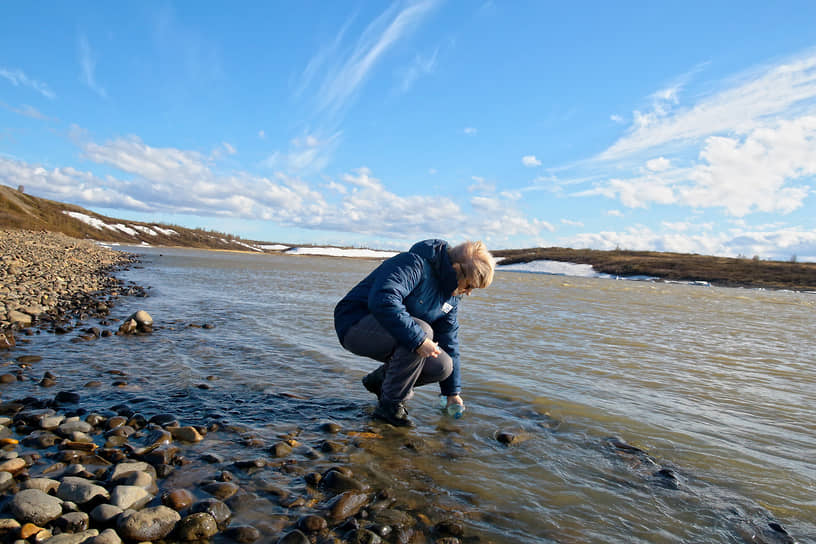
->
[132, 225, 158, 236]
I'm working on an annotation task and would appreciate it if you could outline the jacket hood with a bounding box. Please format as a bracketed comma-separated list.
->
[409, 239, 458, 296]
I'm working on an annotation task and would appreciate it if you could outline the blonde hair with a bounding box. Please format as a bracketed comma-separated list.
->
[448, 241, 495, 289]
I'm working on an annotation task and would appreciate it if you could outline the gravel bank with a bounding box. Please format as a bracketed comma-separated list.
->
[1, 230, 137, 346]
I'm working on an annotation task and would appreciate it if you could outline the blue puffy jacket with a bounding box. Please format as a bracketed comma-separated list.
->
[334, 239, 462, 395]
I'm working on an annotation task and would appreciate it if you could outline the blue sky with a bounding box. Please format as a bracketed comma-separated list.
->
[2, 2, 815, 260]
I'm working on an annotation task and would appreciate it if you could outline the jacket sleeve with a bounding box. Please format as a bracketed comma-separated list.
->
[434, 300, 461, 396]
[367, 253, 427, 351]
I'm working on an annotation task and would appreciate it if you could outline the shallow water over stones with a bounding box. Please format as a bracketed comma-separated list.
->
[2, 246, 814, 543]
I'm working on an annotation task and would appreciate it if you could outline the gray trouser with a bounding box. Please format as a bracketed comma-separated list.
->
[341, 314, 453, 403]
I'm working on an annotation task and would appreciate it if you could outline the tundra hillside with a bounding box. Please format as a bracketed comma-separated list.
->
[0, 185, 264, 252]
[493, 247, 816, 291]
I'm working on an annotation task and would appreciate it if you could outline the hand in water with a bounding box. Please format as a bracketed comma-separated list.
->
[439, 395, 466, 418]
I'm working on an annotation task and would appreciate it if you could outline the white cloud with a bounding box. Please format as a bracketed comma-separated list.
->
[680, 117, 814, 216]
[522, 155, 542, 167]
[223, 142, 237, 155]
[646, 157, 671, 172]
[468, 177, 495, 193]
[561, 219, 584, 227]
[0, 156, 148, 210]
[308, 0, 439, 115]
[0, 102, 52, 121]
[78, 34, 107, 98]
[324, 181, 347, 194]
[607, 210, 623, 217]
[564, 224, 816, 262]
[610, 114, 624, 123]
[0, 67, 55, 99]
[580, 117, 815, 216]
[463, 127, 477, 135]
[258, 130, 266, 139]
[428, 168, 437, 175]
[601, 51, 816, 159]
[398, 49, 438, 92]
[262, 132, 340, 174]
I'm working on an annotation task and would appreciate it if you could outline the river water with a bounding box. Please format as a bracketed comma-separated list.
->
[10, 247, 815, 543]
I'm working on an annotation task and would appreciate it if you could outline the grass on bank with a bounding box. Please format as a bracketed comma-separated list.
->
[492, 247, 816, 291]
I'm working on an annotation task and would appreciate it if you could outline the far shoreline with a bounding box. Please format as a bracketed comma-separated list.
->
[110, 240, 816, 293]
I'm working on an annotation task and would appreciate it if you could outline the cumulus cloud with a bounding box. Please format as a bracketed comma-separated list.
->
[646, 157, 671, 172]
[522, 155, 542, 167]
[584, 117, 815, 216]
[564, 223, 816, 262]
[0, 67, 55, 99]
[3, 129, 551, 245]
[0, 156, 148, 210]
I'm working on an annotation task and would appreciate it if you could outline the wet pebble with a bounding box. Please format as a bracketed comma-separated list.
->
[116, 505, 180, 541]
[201, 480, 240, 500]
[327, 491, 370, 521]
[223, 525, 261, 543]
[297, 514, 328, 532]
[278, 529, 311, 544]
[190, 498, 233, 530]
[176, 512, 219, 541]
[162, 488, 195, 511]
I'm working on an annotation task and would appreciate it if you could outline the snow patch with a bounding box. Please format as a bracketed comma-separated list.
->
[284, 247, 398, 259]
[110, 223, 138, 236]
[259, 244, 290, 251]
[153, 226, 178, 236]
[500, 260, 604, 278]
[63, 211, 112, 230]
[132, 225, 158, 236]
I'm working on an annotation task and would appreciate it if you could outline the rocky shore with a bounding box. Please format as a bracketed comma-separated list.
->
[1, 230, 140, 347]
[0, 231, 477, 544]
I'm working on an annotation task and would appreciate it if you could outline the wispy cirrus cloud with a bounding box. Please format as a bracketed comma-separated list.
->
[78, 34, 108, 98]
[303, 0, 439, 116]
[601, 51, 816, 160]
[397, 48, 438, 93]
[0, 102, 54, 121]
[0, 67, 56, 99]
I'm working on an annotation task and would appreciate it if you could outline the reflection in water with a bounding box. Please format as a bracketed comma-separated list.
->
[9, 247, 814, 543]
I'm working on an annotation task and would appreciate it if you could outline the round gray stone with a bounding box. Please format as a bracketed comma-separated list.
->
[10, 488, 64, 525]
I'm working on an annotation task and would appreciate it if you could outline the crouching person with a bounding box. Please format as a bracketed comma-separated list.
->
[334, 239, 494, 427]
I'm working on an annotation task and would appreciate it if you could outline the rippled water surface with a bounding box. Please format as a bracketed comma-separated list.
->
[10, 248, 816, 543]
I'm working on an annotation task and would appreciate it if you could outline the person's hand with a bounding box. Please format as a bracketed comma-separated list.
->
[416, 338, 441, 358]
[446, 394, 464, 408]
